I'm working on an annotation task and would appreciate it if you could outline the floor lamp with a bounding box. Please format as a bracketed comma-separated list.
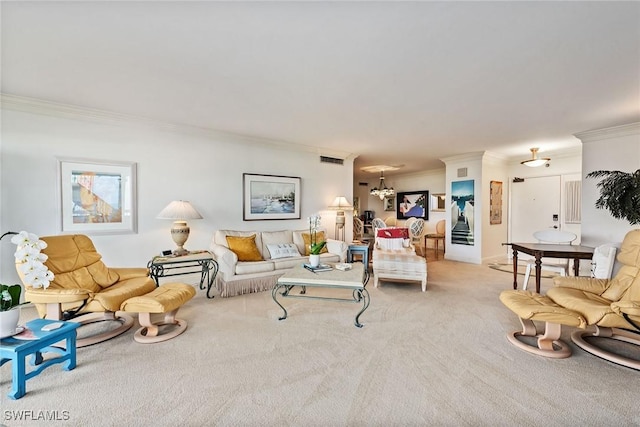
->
[328, 196, 353, 241]
[156, 200, 203, 256]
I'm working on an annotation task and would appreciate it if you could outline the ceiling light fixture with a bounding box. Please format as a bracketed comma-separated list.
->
[521, 147, 550, 167]
[370, 171, 394, 200]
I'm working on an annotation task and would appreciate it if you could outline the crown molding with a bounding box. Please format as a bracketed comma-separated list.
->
[0, 93, 355, 160]
[574, 122, 640, 143]
[393, 167, 447, 180]
[440, 151, 486, 164]
[482, 151, 509, 165]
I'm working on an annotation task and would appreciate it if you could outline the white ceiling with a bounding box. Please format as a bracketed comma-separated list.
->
[2, 1, 639, 180]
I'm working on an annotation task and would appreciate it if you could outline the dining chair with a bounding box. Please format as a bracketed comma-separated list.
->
[522, 229, 577, 290]
[590, 243, 617, 279]
[353, 217, 364, 241]
[425, 219, 445, 258]
[371, 217, 387, 235]
[384, 216, 397, 227]
[405, 217, 426, 257]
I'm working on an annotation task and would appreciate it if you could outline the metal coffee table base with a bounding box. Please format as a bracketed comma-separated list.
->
[273, 264, 370, 327]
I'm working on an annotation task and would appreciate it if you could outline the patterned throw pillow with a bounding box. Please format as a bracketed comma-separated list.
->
[267, 243, 301, 259]
[377, 227, 409, 239]
[301, 231, 329, 256]
[226, 235, 263, 261]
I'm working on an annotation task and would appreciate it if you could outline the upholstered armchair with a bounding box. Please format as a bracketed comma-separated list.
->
[500, 229, 640, 369]
[372, 227, 427, 292]
[21, 234, 157, 347]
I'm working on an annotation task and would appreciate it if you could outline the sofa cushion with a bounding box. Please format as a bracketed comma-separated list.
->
[266, 243, 301, 259]
[272, 257, 305, 270]
[261, 230, 294, 259]
[235, 260, 275, 275]
[226, 235, 263, 262]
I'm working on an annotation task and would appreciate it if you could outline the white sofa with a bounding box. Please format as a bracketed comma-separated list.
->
[209, 229, 348, 297]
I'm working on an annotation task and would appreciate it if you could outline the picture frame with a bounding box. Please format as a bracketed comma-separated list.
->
[58, 158, 137, 234]
[490, 180, 503, 225]
[396, 191, 429, 220]
[384, 196, 395, 211]
[243, 173, 301, 220]
[451, 180, 474, 245]
[430, 193, 446, 212]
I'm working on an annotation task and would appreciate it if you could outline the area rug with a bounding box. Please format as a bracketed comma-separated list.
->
[488, 262, 559, 278]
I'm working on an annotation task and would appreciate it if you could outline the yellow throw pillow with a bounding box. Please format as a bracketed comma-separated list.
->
[301, 232, 329, 256]
[226, 235, 263, 262]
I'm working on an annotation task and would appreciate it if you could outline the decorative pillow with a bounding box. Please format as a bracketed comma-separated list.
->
[377, 227, 409, 239]
[301, 232, 329, 256]
[267, 243, 301, 260]
[226, 235, 263, 262]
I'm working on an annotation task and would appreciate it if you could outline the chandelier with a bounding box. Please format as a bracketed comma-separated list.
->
[370, 171, 394, 200]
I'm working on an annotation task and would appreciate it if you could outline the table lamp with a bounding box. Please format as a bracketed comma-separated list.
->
[328, 196, 353, 241]
[156, 200, 203, 256]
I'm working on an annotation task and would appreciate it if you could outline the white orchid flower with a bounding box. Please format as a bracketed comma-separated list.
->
[11, 230, 54, 289]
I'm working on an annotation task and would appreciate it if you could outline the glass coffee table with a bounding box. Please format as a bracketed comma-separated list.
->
[272, 263, 370, 327]
[147, 251, 218, 299]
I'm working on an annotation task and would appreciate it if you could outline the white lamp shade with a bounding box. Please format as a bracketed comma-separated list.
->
[157, 201, 202, 256]
[328, 196, 353, 210]
[156, 200, 203, 220]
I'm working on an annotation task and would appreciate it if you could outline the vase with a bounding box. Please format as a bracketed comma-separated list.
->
[0, 307, 21, 338]
[309, 254, 320, 267]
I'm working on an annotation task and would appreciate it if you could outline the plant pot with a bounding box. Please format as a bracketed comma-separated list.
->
[309, 254, 320, 267]
[0, 307, 21, 338]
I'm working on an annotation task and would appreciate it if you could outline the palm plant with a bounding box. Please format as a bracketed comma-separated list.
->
[586, 169, 640, 225]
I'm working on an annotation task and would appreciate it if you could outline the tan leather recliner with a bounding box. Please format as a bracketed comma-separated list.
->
[500, 229, 640, 369]
[21, 234, 157, 347]
[547, 229, 640, 368]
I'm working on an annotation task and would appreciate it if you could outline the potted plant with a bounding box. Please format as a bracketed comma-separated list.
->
[0, 231, 54, 338]
[1, 231, 21, 337]
[0, 283, 28, 337]
[307, 214, 326, 267]
[586, 169, 640, 225]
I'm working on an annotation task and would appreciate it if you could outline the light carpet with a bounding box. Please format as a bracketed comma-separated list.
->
[1, 259, 638, 427]
[488, 262, 559, 278]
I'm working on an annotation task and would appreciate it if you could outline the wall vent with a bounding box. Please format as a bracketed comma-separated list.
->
[457, 167, 468, 177]
[358, 182, 368, 186]
[320, 156, 344, 165]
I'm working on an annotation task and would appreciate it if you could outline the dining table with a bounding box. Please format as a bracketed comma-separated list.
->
[508, 242, 595, 294]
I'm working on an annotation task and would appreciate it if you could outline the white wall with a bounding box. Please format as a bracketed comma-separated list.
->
[0, 104, 354, 284]
[576, 122, 640, 246]
[506, 148, 583, 243]
[442, 152, 484, 264]
[481, 153, 509, 261]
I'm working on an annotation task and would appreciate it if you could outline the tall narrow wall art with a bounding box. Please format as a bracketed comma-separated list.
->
[451, 180, 474, 245]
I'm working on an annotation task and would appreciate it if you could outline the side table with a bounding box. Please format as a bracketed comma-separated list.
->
[147, 251, 219, 299]
[0, 318, 79, 399]
[347, 243, 371, 269]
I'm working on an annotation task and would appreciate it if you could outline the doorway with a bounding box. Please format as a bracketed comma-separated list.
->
[509, 175, 561, 246]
